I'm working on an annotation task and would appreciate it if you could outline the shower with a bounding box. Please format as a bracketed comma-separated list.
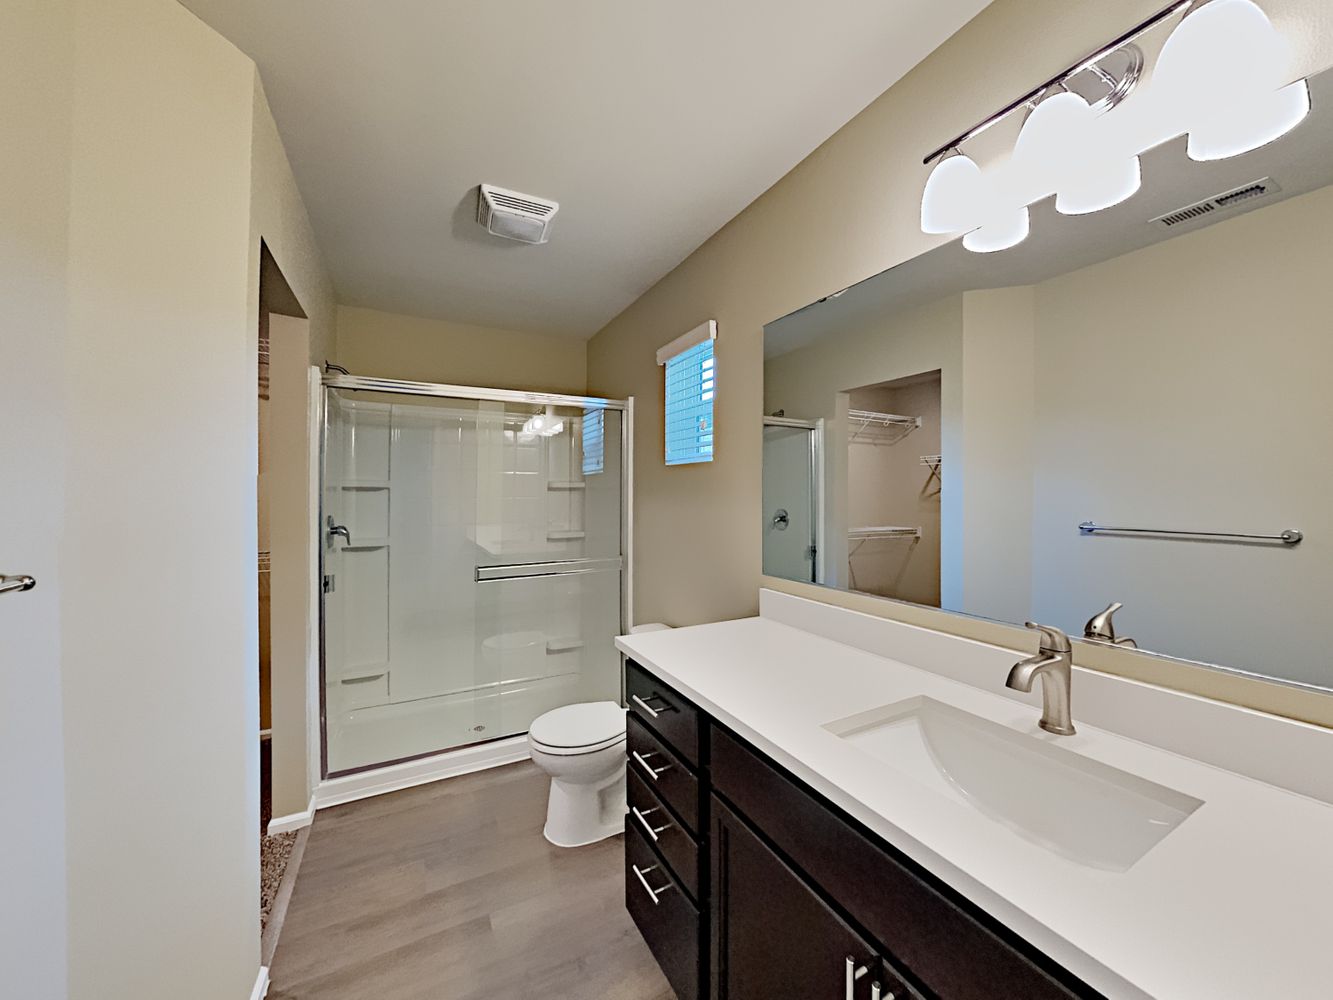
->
[319, 373, 631, 777]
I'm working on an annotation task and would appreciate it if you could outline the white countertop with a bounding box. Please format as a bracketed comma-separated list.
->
[617, 611, 1333, 999]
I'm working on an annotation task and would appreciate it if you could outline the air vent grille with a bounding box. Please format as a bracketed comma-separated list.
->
[1152, 177, 1281, 229]
[489, 191, 557, 218]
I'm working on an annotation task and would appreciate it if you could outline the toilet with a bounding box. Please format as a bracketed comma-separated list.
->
[529, 624, 673, 848]
[528, 701, 628, 847]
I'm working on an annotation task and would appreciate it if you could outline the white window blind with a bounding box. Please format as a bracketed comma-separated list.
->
[663, 333, 715, 466]
[581, 408, 605, 475]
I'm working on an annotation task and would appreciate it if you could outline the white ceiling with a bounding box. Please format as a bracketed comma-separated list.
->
[179, 0, 992, 338]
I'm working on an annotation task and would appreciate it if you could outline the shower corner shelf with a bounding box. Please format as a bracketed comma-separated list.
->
[343, 537, 390, 549]
[340, 479, 390, 489]
[546, 637, 585, 654]
[546, 530, 586, 541]
[547, 481, 587, 491]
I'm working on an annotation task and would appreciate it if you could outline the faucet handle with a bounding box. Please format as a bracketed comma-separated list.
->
[1084, 601, 1123, 641]
[1024, 621, 1072, 653]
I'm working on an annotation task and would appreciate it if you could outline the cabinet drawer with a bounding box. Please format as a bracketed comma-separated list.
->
[628, 766, 701, 901]
[711, 726, 1101, 1000]
[626, 659, 700, 766]
[626, 816, 702, 1000]
[628, 713, 701, 835]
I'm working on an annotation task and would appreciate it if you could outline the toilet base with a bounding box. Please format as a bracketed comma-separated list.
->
[542, 768, 627, 848]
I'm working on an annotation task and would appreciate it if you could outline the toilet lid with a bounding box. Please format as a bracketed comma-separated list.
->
[529, 701, 626, 750]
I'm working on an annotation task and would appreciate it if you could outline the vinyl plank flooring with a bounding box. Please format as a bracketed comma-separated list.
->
[269, 761, 673, 1000]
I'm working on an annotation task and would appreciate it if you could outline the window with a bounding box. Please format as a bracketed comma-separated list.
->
[659, 321, 716, 466]
[581, 408, 605, 476]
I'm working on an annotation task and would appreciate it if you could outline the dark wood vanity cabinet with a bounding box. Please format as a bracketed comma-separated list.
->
[713, 795, 922, 1000]
[624, 659, 1107, 1000]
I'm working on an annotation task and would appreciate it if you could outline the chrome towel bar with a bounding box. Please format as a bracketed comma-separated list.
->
[475, 557, 623, 582]
[1078, 522, 1303, 545]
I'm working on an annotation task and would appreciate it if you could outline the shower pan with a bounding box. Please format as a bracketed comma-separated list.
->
[319, 374, 632, 777]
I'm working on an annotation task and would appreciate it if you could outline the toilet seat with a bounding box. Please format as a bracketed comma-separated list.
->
[529, 701, 626, 756]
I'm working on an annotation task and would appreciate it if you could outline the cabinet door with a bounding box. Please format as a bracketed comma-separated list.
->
[713, 796, 881, 1000]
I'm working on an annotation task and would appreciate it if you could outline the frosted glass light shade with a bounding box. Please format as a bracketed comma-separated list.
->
[1153, 0, 1305, 160]
[1154, 0, 1287, 106]
[1056, 153, 1142, 215]
[963, 207, 1029, 253]
[1187, 78, 1310, 160]
[1012, 92, 1095, 200]
[921, 153, 984, 234]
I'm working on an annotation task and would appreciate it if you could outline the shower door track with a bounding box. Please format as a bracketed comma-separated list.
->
[317, 371, 635, 782]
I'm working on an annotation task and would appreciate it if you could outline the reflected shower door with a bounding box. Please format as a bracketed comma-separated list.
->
[322, 388, 624, 775]
[762, 422, 818, 583]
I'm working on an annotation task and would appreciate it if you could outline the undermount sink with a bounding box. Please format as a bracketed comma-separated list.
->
[824, 696, 1203, 872]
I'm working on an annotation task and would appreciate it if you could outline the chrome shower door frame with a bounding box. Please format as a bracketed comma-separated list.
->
[317, 372, 634, 780]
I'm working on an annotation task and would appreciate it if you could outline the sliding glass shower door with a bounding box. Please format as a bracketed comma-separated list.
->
[321, 383, 626, 775]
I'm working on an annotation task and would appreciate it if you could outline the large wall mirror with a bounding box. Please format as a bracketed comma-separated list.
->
[762, 67, 1332, 692]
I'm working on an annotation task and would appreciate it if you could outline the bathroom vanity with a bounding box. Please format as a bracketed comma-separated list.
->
[617, 591, 1333, 1000]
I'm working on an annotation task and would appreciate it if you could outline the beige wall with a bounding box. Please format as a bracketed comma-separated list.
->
[337, 305, 588, 395]
[60, 1, 261, 997]
[0, 1, 73, 995]
[586, 0, 1333, 722]
[250, 77, 337, 365]
[266, 316, 317, 817]
[959, 286, 1035, 625]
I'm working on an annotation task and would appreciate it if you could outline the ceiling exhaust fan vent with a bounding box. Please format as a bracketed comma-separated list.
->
[1152, 177, 1281, 229]
[477, 184, 559, 244]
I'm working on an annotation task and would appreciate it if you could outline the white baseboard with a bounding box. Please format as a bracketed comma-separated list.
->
[249, 965, 270, 1000]
[315, 735, 530, 809]
[266, 794, 316, 836]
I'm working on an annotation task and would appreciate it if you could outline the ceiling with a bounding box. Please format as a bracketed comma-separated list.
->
[179, 0, 992, 338]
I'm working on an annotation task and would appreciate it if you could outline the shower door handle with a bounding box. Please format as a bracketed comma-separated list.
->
[326, 516, 351, 546]
[0, 574, 36, 595]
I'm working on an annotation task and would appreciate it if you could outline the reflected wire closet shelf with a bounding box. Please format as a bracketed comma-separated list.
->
[848, 526, 922, 540]
[848, 409, 922, 444]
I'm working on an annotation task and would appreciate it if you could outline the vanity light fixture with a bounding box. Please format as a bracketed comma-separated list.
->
[920, 0, 1310, 253]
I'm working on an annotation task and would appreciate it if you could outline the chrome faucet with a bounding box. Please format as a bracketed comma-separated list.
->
[1083, 601, 1137, 648]
[1006, 622, 1076, 736]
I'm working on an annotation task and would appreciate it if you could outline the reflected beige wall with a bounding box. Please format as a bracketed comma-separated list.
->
[337, 304, 587, 395]
[586, 0, 1333, 724]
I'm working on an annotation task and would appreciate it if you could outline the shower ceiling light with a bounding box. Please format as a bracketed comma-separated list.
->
[521, 408, 565, 438]
[919, 0, 1309, 253]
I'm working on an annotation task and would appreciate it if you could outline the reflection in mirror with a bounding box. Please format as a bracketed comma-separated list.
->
[762, 68, 1333, 691]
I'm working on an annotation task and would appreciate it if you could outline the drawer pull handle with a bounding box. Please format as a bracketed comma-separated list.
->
[631, 805, 672, 842]
[631, 750, 671, 780]
[631, 863, 674, 905]
[631, 693, 672, 718]
[845, 957, 869, 1000]
[871, 985, 895, 1000]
